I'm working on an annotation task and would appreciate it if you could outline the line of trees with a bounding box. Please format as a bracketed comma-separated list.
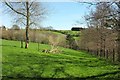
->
[78, 2, 120, 62]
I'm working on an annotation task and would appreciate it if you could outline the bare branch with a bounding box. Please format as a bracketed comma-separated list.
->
[5, 2, 26, 17]
[29, 2, 34, 9]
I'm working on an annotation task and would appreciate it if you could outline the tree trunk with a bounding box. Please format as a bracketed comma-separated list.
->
[25, 25, 29, 48]
[116, 2, 120, 62]
[25, 2, 29, 49]
[21, 40, 23, 48]
[117, 27, 120, 62]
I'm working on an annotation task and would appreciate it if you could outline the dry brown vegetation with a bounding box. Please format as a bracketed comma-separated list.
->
[80, 2, 120, 62]
[1, 29, 67, 48]
[78, 28, 118, 62]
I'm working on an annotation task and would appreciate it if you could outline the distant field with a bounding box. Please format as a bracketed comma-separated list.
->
[2, 40, 120, 79]
[52, 30, 81, 40]
[58, 30, 80, 36]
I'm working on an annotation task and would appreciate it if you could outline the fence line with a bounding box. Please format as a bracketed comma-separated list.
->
[83, 48, 117, 62]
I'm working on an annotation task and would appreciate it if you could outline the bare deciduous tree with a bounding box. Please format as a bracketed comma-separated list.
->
[4, 1, 46, 48]
[78, 1, 120, 62]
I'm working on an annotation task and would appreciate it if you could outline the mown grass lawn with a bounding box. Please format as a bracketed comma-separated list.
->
[2, 39, 120, 79]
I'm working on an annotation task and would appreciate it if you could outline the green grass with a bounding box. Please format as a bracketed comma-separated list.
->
[2, 39, 120, 79]
[59, 30, 80, 36]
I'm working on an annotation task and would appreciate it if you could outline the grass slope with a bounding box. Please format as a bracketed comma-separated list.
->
[2, 40, 120, 79]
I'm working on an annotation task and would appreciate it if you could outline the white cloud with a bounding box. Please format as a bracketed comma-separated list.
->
[72, 24, 87, 28]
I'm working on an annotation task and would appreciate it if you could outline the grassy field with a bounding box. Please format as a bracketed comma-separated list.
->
[52, 30, 80, 41]
[59, 30, 80, 36]
[2, 39, 120, 79]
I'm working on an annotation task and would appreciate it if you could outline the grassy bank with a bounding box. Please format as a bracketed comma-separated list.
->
[2, 39, 120, 79]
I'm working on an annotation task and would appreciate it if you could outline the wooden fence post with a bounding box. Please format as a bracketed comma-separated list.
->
[103, 50, 105, 58]
[21, 40, 23, 48]
[97, 49, 99, 56]
[106, 50, 108, 59]
[87, 48, 89, 52]
[112, 49, 115, 62]
[100, 49, 102, 57]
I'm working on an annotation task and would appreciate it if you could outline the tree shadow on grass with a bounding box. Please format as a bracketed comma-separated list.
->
[2, 70, 120, 80]
[2, 59, 74, 79]
[74, 70, 120, 80]
[2, 63, 120, 80]
[51, 66, 73, 78]
[2, 64, 46, 80]
[2, 44, 17, 48]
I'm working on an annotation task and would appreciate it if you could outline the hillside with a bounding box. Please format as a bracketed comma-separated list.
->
[2, 39, 120, 79]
